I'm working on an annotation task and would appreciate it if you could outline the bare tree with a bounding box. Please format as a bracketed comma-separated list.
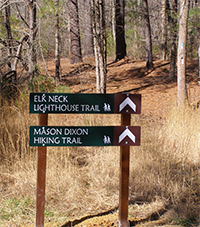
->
[194, 1, 200, 78]
[142, 0, 153, 70]
[195, 1, 200, 78]
[198, 24, 200, 78]
[4, 2, 12, 70]
[177, 0, 189, 106]
[91, 0, 107, 93]
[12, 34, 29, 72]
[111, 0, 116, 51]
[69, 0, 83, 64]
[115, 0, 126, 61]
[0, 1, 30, 72]
[83, 0, 94, 57]
[24, 0, 37, 78]
[160, 0, 167, 60]
[168, 0, 178, 79]
[55, 0, 60, 82]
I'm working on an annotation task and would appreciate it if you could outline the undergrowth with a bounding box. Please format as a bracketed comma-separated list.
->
[173, 217, 198, 227]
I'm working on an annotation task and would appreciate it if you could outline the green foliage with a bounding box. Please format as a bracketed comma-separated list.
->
[8, 13, 25, 41]
[187, 6, 200, 58]
[28, 74, 70, 94]
[28, 75, 56, 92]
[0, 9, 27, 42]
[126, 0, 141, 25]
[39, 0, 56, 18]
[188, 6, 200, 38]
[106, 30, 115, 56]
[44, 209, 55, 217]
[125, 0, 144, 59]
[167, 11, 179, 34]
[0, 12, 6, 39]
[126, 0, 143, 30]
[10, 14, 20, 28]
[0, 197, 35, 221]
[189, 6, 200, 23]
[39, 0, 64, 18]
[44, 206, 69, 223]
[126, 28, 144, 59]
[0, 196, 66, 224]
[173, 217, 198, 226]
[54, 85, 71, 93]
[38, 0, 66, 58]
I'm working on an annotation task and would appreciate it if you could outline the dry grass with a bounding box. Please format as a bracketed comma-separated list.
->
[130, 106, 200, 222]
[0, 92, 200, 226]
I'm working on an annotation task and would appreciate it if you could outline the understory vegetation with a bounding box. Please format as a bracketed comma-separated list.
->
[0, 77, 200, 226]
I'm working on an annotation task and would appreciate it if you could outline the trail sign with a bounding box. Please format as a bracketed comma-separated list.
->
[29, 92, 142, 227]
[29, 93, 141, 114]
[29, 126, 141, 147]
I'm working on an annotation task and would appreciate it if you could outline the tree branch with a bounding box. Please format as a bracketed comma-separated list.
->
[15, 3, 29, 28]
[13, 34, 29, 71]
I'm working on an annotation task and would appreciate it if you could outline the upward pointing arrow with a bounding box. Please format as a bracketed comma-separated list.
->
[119, 97, 136, 112]
[119, 128, 135, 143]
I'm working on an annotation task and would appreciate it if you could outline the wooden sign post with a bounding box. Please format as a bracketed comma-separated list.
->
[29, 93, 141, 227]
[35, 114, 48, 227]
[119, 113, 131, 227]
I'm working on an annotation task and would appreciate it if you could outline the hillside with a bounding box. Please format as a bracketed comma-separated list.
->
[46, 57, 200, 115]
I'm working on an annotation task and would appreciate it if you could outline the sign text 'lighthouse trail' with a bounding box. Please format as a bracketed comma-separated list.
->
[30, 93, 141, 114]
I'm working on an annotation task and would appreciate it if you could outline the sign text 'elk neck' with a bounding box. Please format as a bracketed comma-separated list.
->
[29, 93, 141, 114]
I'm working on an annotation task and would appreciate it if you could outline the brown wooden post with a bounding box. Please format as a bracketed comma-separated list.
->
[119, 113, 131, 227]
[35, 114, 48, 227]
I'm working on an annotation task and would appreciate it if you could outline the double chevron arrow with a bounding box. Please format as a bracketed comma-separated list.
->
[119, 97, 136, 112]
[119, 127, 135, 143]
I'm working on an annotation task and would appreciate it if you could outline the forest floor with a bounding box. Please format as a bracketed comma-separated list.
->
[45, 56, 200, 117]
[35, 56, 200, 227]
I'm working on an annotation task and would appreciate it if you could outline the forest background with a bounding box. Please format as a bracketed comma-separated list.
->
[0, 0, 200, 226]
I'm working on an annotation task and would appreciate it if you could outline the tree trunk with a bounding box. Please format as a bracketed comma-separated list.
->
[24, 0, 37, 78]
[91, 0, 107, 93]
[160, 0, 167, 60]
[13, 35, 29, 71]
[169, 0, 178, 79]
[4, 3, 12, 70]
[142, 0, 153, 70]
[111, 0, 116, 51]
[69, 0, 83, 64]
[169, 38, 177, 79]
[83, 0, 94, 57]
[195, 1, 200, 78]
[115, 0, 126, 61]
[177, 0, 189, 106]
[197, 13, 200, 78]
[55, 0, 60, 82]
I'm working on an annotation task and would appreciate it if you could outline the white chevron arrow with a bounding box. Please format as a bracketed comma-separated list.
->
[119, 97, 136, 112]
[119, 128, 135, 143]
